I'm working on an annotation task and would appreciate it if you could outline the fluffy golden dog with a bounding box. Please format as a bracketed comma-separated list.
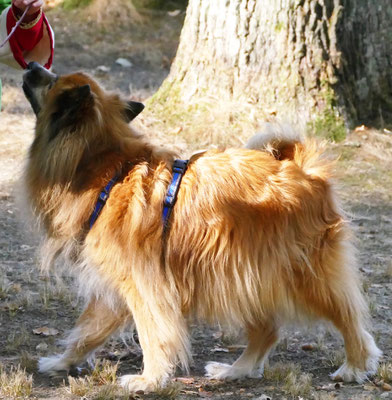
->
[21, 62, 381, 392]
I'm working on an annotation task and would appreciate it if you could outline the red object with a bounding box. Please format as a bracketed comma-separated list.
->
[6, 5, 53, 69]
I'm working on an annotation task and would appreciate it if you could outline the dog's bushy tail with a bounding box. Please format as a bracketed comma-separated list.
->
[245, 123, 333, 180]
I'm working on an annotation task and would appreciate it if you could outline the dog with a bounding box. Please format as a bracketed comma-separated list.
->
[21, 62, 381, 392]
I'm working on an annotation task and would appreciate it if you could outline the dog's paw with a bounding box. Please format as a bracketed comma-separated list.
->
[120, 374, 159, 393]
[330, 362, 370, 384]
[205, 361, 262, 380]
[39, 355, 69, 376]
[331, 338, 381, 384]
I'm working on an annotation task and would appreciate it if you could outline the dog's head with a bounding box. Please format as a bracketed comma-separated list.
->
[23, 62, 144, 135]
[23, 62, 145, 184]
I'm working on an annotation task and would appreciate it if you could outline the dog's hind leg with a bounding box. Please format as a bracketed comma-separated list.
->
[39, 296, 129, 374]
[119, 289, 190, 393]
[205, 321, 279, 380]
[325, 293, 382, 383]
[299, 244, 382, 383]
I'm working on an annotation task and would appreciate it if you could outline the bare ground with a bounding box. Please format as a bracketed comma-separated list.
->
[0, 7, 391, 400]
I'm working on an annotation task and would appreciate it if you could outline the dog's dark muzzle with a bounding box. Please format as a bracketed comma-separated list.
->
[23, 62, 58, 89]
[23, 62, 58, 115]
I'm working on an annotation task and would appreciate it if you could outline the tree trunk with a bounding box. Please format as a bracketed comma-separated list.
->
[151, 0, 392, 141]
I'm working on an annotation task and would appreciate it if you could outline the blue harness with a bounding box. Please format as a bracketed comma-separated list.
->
[89, 172, 121, 229]
[89, 159, 189, 232]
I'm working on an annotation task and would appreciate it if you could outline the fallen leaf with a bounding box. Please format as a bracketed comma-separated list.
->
[198, 387, 213, 397]
[382, 382, 392, 391]
[33, 327, 59, 336]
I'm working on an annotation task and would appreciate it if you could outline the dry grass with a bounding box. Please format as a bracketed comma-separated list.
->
[66, 359, 181, 399]
[378, 362, 392, 383]
[332, 129, 392, 205]
[65, 359, 121, 398]
[85, 0, 143, 25]
[283, 370, 313, 397]
[264, 362, 301, 382]
[154, 383, 182, 399]
[0, 272, 11, 300]
[19, 351, 37, 374]
[5, 328, 31, 352]
[326, 350, 346, 368]
[264, 362, 313, 397]
[0, 364, 33, 399]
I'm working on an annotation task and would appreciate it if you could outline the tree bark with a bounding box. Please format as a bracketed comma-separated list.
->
[152, 0, 392, 138]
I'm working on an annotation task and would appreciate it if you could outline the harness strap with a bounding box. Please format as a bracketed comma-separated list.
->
[89, 172, 120, 229]
[162, 159, 189, 233]
[89, 159, 189, 232]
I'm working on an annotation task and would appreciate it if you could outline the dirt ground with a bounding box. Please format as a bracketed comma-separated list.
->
[0, 6, 391, 400]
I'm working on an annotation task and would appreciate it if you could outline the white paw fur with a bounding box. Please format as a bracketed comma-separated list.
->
[39, 355, 70, 375]
[205, 361, 262, 380]
[120, 374, 162, 393]
[331, 332, 382, 383]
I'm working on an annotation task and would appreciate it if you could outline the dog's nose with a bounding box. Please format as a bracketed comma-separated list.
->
[27, 61, 42, 71]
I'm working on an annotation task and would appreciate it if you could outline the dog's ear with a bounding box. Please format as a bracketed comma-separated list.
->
[49, 84, 94, 141]
[123, 101, 145, 122]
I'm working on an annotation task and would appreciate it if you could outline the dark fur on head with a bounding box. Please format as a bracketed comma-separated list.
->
[23, 63, 147, 186]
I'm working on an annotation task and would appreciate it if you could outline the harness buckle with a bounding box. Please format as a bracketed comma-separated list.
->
[99, 192, 108, 202]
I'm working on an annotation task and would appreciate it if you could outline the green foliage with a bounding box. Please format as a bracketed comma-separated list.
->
[313, 109, 346, 142]
[0, 0, 11, 14]
[311, 84, 347, 142]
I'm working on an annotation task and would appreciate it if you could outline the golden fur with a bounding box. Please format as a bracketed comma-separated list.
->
[22, 69, 381, 392]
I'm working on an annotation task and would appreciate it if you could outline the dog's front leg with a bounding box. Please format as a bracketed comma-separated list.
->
[39, 296, 130, 374]
[120, 286, 190, 393]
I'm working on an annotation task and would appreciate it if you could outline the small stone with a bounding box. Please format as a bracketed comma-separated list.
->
[115, 58, 133, 68]
[96, 65, 110, 73]
[168, 9, 181, 16]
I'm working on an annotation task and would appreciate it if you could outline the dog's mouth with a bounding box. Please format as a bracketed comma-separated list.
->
[22, 80, 41, 116]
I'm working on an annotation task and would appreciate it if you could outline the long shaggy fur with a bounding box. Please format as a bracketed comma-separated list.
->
[23, 71, 381, 392]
